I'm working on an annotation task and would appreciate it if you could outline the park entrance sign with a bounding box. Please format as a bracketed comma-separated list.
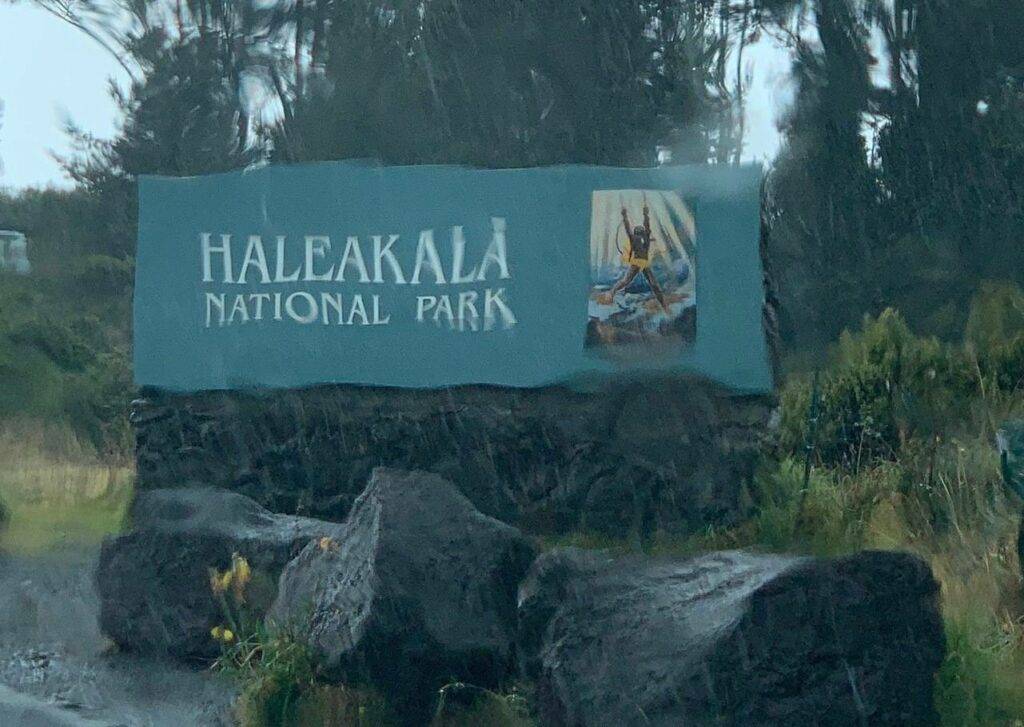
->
[134, 162, 770, 392]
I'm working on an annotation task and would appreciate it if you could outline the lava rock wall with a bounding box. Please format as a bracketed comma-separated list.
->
[132, 376, 774, 537]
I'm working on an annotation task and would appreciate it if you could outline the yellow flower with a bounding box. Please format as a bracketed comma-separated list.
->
[210, 625, 236, 644]
[318, 537, 336, 551]
[230, 554, 251, 602]
[209, 567, 232, 596]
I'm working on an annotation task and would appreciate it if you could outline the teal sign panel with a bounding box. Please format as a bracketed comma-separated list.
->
[134, 163, 769, 392]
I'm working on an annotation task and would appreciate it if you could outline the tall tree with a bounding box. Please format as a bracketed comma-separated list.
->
[764, 0, 1024, 350]
[266, 0, 752, 167]
[763, 0, 879, 350]
[58, 6, 258, 258]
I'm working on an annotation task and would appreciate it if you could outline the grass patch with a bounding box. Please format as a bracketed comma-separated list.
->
[0, 419, 132, 554]
[431, 683, 533, 727]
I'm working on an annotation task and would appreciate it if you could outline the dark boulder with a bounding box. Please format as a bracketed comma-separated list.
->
[518, 548, 945, 727]
[96, 488, 337, 661]
[268, 467, 537, 724]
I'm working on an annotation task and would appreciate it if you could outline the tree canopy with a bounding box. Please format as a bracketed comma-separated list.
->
[14, 0, 1024, 356]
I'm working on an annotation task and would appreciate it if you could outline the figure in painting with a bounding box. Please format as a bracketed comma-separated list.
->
[600, 201, 670, 314]
[586, 189, 696, 351]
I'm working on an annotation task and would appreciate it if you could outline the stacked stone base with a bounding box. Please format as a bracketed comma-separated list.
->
[132, 376, 773, 538]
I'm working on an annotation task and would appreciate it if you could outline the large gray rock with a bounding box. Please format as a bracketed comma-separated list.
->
[132, 377, 773, 538]
[97, 488, 337, 661]
[518, 548, 945, 727]
[269, 467, 538, 724]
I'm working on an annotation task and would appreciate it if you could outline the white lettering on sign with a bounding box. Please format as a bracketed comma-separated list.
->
[199, 219, 514, 330]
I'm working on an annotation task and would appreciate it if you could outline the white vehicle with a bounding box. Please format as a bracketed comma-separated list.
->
[0, 230, 31, 275]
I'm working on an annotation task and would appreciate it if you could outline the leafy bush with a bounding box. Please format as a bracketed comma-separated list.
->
[772, 299, 1024, 724]
[966, 281, 1024, 393]
[210, 555, 316, 726]
[63, 347, 134, 456]
[780, 288, 1024, 473]
[6, 317, 95, 372]
[780, 309, 974, 469]
[0, 280, 133, 456]
[643, 292, 1024, 723]
[222, 621, 396, 726]
[226, 625, 317, 726]
[0, 193, 134, 461]
[0, 340, 65, 420]
[73, 255, 134, 296]
[431, 683, 533, 727]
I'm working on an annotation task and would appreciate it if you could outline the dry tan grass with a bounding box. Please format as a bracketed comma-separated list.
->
[0, 418, 132, 553]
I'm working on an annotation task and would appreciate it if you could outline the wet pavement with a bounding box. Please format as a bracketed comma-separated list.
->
[0, 547, 235, 726]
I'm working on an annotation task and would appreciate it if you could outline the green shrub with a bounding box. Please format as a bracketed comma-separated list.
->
[208, 554, 394, 726]
[663, 290, 1024, 723]
[220, 623, 396, 727]
[0, 325, 132, 457]
[63, 347, 134, 456]
[225, 625, 316, 726]
[73, 255, 134, 296]
[431, 683, 533, 727]
[0, 221, 133, 462]
[209, 556, 531, 726]
[5, 317, 95, 372]
[965, 281, 1024, 357]
[780, 309, 975, 470]
[966, 281, 1024, 393]
[779, 285, 1024, 475]
[210, 555, 317, 726]
[0, 340, 65, 419]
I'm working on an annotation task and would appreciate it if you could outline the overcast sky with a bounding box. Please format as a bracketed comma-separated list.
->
[0, 4, 793, 191]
